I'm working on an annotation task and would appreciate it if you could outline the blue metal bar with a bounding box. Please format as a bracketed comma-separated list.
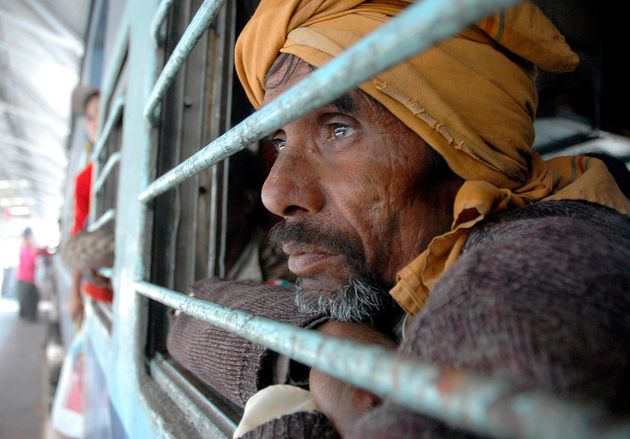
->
[88, 208, 115, 232]
[93, 151, 121, 194]
[134, 280, 630, 439]
[150, 0, 176, 46]
[143, 0, 226, 121]
[92, 98, 125, 162]
[139, 0, 519, 202]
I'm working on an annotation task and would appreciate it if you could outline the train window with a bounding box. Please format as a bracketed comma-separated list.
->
[64, 0, 630, 437]
[147, 0, 250, 431]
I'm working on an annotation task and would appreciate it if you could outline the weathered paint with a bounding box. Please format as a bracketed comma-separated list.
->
[138, 0, 520, 203]
[103, 0, 177, 437]
[135, 280, 630, 439]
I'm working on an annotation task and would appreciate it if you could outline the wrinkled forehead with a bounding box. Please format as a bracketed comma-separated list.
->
[261, 55, 313, 105]
[261, 54, 387, 118]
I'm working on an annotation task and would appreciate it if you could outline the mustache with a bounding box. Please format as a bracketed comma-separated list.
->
[268, 219, 365, 272]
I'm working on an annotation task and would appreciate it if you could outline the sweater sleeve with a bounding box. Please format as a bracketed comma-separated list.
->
[241, 411, 340, 439]
[167, 279, 323, 408]
[349, 209, 630, 438]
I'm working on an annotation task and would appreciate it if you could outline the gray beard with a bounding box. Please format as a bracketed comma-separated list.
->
[295, 277, 393, 322]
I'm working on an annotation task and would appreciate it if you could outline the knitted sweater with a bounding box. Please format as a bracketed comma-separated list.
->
[247, 200, 630, 438]
[355, 200, 630, 437]
[167, 279, 323, 408]
[169, 200, 630, 437]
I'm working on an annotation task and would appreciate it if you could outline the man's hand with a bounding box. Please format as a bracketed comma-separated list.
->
[69, 292, 84, 322]
[309, 321, 397, 437]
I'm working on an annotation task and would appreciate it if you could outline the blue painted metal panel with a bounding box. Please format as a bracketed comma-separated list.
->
[88, 1, 168, 437]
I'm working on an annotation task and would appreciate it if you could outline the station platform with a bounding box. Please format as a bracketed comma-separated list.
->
[0, 297, 67, 439]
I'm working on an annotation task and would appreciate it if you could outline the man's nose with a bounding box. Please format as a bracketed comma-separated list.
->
[261, 151, 325, 218]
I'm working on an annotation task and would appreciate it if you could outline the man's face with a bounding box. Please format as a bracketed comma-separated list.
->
[84, 95, 100, 144]
[261, 58, 461, 320]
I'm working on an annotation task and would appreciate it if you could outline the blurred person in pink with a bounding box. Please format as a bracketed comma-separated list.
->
[16, 227, 50, 321]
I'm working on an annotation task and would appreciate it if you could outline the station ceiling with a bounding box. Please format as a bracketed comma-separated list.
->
[0, 0, 88, 229]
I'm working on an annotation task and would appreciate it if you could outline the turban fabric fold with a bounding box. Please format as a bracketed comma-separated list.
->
[235, 0, 630, 315]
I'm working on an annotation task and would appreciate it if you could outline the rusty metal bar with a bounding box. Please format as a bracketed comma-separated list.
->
[134, 280, 630, 439]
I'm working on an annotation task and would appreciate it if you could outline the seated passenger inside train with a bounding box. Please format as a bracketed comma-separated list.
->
[169, 1, 630, 437]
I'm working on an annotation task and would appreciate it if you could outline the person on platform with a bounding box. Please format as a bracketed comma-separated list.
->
[16, 227, 50, 321]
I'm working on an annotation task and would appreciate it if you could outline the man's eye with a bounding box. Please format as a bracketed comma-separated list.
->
[329, 124, 354, 139]
[272, 138, 286, 151]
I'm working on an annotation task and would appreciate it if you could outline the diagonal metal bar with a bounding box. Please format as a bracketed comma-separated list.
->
[91, 98, 125, 162]
[135, 281, 630, 439]
[93, 152, 121, 194]
[88, 208, 116, 232]
[139, 0, 517, 202]
[143, 0, 226, 121]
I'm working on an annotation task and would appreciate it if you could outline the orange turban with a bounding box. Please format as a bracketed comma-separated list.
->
[235, 1, 630, 315]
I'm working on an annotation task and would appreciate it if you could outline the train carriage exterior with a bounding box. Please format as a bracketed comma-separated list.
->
[46, 0, 630, 437]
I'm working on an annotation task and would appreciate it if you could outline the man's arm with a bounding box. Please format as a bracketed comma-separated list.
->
[69, 270, 84, 322]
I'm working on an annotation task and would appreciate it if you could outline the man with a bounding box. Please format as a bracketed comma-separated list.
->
[63, 88, 114, 322]
[191, 1, 630, 437]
